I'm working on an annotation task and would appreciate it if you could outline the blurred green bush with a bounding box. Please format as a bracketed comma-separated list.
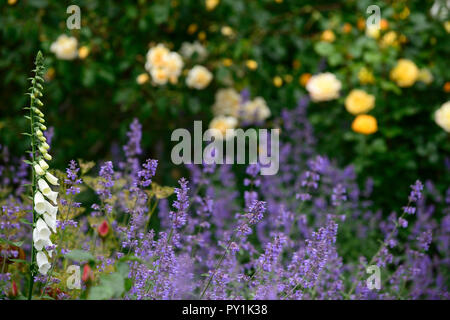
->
[1, 0, 449, 208]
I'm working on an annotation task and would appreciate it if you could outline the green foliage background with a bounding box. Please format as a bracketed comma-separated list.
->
[1, 0, 449, 209]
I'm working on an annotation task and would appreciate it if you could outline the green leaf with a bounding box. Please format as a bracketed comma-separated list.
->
[65, 249, 96, 262]
[20, 218, 33, 226]
[88, 285, 114, 300]
[314, 42, 334, 57]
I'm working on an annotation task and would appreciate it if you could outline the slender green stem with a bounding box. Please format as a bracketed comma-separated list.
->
[27, 78, 38, 301]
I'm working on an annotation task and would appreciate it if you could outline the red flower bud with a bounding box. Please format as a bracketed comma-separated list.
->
[9, 280, 18, 297]
[82, 264, 94, 283]
[97, 220, 109, 238]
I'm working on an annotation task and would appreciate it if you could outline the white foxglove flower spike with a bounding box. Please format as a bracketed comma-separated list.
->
[45, 171, 59, 185]
[36, 251, 51, 275]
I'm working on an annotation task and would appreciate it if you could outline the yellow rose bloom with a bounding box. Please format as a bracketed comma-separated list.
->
[352, 115, 378, 135]
[186, 65, 213, 90]
[273, 76, 283, 87]
[345, 89, 375, 115]
[418, 68, 433, 85]
[434, 101, 450, 132]
[136, 73, 149, 85]
[78, 46, 90, 59]
[321, 30, 335, 42]
[209, 116, 238, 138]
[246, 60, 258, 70]
[358, 67, 375, 85]
[306, 72, 342, 102]
[205, 0, 219, 11]
[390, 59, 419, 87]
[380, 31, 398, 48]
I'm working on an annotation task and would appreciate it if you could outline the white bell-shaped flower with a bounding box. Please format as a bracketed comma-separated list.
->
[45, 202, 58, 217]
[43, 212, 57, 233]
[34, 191, 47, 214]
[36, 251, 51, 275]
[36, 218, 51, 239]
[39, 159, 49, 170]
[46, 190, 58, 204]
[38, 178, 51, 196]
[34, 164, 45, 176]
[33, 228, 51, 252]
[45, 171, 59, 185]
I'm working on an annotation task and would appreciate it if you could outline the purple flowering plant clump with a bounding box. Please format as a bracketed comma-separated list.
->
[0, 60, 449, 300]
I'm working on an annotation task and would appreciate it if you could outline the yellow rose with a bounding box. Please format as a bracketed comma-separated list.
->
[418, 68, 433, 85]
[241, 97, 271, 123]
[390, 59, 419, 87]
[306, 72, 342, 102]
[50, 35, 78, 60]
[435, 101, 450, 132]
[321, 30, 335, 42]
[209, 116, 238, 138]
[345, 89, 375, 115]
[145, 44, 170, 70]
[136, 73, 149, 85]
[352, 115, 378, 135]
[150, 67, 169, 85]
[205, 0, 219, 11]
[358, 67, 375, 85]
[78, 46, 90, 59]
[246, 60, 258, 70]
[366, 25, 380, 39]
[273, 76, 283, 87]
[380, 31, 398, 48]
[186, 65, 213, 89]
[212, 88, 241, 117]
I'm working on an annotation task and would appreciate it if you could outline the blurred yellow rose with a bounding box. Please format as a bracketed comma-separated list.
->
[136, 73, 149, 85]
[186, 65, 213, 89]
[380, 31, 398, 48]
[418, 68, 433, 84]
[366, 25, 380, 39]
[78, 46, 90, 59]
[321, 30, 335, 42]
[209, 116, 238, 138]
[146, 44, 170, 69]
[345, 89, 375, 115]
[246, 60, 258, 70]
[212, 88, 241, 117]
[150, 67, 169, 85]
[390, 59, 419, 87]
[358, 67, 375, 85]
[273, 76, 283, 87]
[205, 0, 219, 11]
[434, 101, 450, 132]
[50, 35, 78, 60]
[352, 115, 378, 135]
[306, 72, 342, 102]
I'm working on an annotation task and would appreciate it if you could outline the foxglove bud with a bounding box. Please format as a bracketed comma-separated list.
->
[39, 159, 49, 170]
[43, 153, 52, 161]
[45, 171, 59, 185]
[34, 164, 45, 176]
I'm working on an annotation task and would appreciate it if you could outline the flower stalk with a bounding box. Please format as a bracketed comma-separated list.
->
[25, 51, 59, 300]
